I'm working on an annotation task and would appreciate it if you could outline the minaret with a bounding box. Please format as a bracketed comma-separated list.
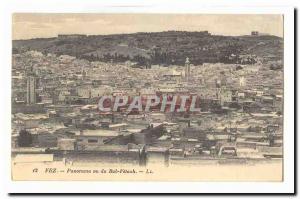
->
[185, 57, 190, 82]
[82, 68, 87, 80]
[239, 76, 246, 87]
[26, 65, 37, 104]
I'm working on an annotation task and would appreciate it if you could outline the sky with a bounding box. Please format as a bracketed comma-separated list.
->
[12, 14, 283, 40]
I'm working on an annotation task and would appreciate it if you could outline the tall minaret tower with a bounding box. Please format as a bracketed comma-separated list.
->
[26, 65, 37, 104]
[185, 57, 190, 82]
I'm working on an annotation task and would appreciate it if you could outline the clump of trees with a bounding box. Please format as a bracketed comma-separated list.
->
[18, 129, 32, 147]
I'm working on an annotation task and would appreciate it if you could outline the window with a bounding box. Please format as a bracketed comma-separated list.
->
[88, 139, 98, 143]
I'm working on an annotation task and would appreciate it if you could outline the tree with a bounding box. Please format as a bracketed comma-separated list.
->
[18, 129, 33, 147]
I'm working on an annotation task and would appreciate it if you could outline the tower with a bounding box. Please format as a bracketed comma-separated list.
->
[26, 65, 37, 104]
[185, 57, 190, 82]
[82, 68, 87, 79]
[239, 76, 246, 87]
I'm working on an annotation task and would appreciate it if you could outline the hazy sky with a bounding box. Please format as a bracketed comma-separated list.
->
[12, 14, 283, 40]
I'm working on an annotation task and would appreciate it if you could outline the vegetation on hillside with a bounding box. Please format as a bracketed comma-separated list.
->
[13, 31, 283, 66]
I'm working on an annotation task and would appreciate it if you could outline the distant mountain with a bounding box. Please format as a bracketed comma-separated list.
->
[12, 31, 283, 66]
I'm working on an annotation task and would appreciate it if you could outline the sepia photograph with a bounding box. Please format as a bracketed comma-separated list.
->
[10, 13, 286, 182]
[0, 0, 296, 194]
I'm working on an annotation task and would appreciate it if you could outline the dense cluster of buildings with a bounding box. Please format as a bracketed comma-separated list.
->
[11, 48, 283, 166]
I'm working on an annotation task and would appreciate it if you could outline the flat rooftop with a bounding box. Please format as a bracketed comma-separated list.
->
[76, 129, 120, 137]
[13, 154, 54, 163]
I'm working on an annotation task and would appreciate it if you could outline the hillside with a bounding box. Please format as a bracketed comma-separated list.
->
[12, 31, 283, 66]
